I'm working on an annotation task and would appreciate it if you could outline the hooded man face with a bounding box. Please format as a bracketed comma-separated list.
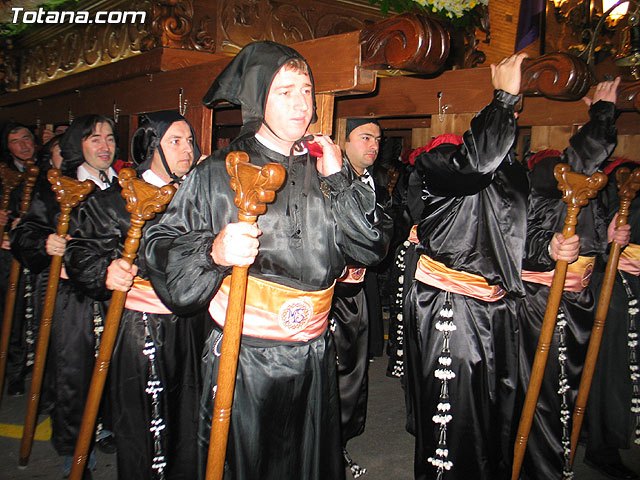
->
[258, 62, 314, 150]
[7, 126, 36, 163]
[81, 121, 116, 173]
[344, 122, 382, 176]
[202, 41, 317, 144]
[131, 110, 201, 184]
[151, 120, 194, 181]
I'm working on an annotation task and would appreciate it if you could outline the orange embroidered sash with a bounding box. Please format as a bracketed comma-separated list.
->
[337, 266, 367, 284]
[414, 254, 506, 302]
[521, 255, 595, 292]
[209, 275, 335, 342]
[619, 243, 640, 276]
[408, 224, 419, 245]
[124, 276, 172, 315]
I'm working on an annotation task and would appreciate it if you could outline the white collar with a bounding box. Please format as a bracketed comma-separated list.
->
[255, 132, 306, 157]
[77, 164, 116, 190]
[141, 168, 169, 187]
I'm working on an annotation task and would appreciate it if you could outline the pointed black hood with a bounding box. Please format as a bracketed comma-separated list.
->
[202, 41, 317, 137]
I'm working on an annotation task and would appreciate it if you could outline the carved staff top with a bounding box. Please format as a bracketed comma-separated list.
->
[0, 163, 24, 210]
[360, 13, 450, 75]
[119, 168, 176, 221]
[554, 163, 608, 236]
[225, 152, 286, 223]
[117, 168, 176, 264]
[614, 167, 640, 225]
[521, 53, 593, 101]
[48, 169, 95, 212]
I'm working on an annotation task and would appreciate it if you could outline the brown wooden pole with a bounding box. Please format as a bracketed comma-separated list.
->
[512, 164, 607, 480]
[0, 163, 39, 403]
[205, 152, 285, 480]
[18, 170, 94, 466]
[0, 164, 25, 250]
[568, 167, 640, 465]
[69, 168, 175, 480]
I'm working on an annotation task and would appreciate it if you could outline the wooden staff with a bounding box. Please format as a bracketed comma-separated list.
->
[205, 152, 285, 480]
[19, 170, 95, 466]
[0, 163, 25, 247]
[511, 163, 607, 480]
[569, 166, 640, 465]
[69, 168, 175, 480]
[0, 163, 39, 403]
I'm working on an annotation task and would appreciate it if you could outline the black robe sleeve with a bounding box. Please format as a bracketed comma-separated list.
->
[523, 100, 617, 270]
[414, 89, 519, 197]
[9, 183, 57, 274]
[64, 186, 126, 301]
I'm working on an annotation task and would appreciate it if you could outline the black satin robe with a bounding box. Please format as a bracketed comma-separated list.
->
[518, 101, 617, 480]
[9, 175, 106, 456]
[144, 136, 390, 480]
[585, 164, 640, 461]
[65, 180, 206, 480]
[2, 162, 35, 386]
[404, 90, 528, 480]
[331, 280, 370, 447]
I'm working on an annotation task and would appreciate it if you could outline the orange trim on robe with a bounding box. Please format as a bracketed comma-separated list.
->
[414, 254, 506, 302]
[619, 243, 640, 276]
[124, 276, 172, 314]
[337, 266, 366, 284]
[209, 275, 335, 342]
[521, 256, 595, 292]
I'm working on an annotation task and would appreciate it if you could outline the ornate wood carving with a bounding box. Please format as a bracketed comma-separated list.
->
[0, 38, 18, 93]
[617, 80, 640, 111]
[450, 3, 490, 69]
[16, 0, 150, 89]
[521, 52, 594, 100]
[7, 0, 216, 90]
[360, 13, 450, 74]
[141, 0, 214, 52]
[217, 0, 376, 53]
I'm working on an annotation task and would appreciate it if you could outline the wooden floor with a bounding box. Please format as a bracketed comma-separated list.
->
[0, 355, 638, 479]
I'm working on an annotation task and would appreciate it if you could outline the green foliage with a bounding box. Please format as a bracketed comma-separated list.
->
[0, 0, 82, 37]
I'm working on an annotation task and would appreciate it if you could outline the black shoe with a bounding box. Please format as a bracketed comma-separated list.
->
[96, 434, 116, 454]
[7, 378, 25, 397]
[584, 457, 639, 480]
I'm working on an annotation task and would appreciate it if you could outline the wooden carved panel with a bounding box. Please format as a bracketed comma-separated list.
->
[217, 0, 380, 53]
[15, 0, 151, 89]
[360, 13, 450, 74]
[618, 80, 640, 111]
[521, 52, 593, 100]
[10, 0, 216, 90]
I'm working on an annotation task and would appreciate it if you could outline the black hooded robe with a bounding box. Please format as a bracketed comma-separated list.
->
[144, 39, 390, 480]
[9, 167, 109, 459]
[585, 159, 640, 465]
[404, 90, 528, 480]
[65, 176, 206, 480]
[1, 158, 38, 392]
[517, 100, 616, 480]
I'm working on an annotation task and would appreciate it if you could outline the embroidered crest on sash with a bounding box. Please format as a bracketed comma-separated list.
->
[581, 262, 594, 287]
[279, 298, 314, 332]
[349, 268, 366, 282]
